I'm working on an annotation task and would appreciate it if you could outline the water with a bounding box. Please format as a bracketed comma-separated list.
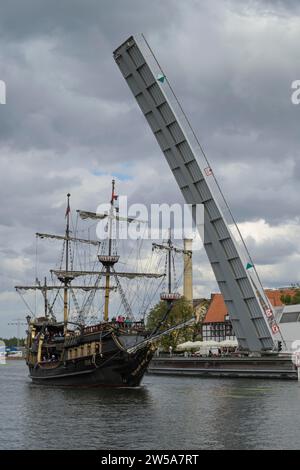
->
[0, 361, 300, 450]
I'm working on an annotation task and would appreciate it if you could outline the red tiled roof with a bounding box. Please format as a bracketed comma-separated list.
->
[203, 289, 296, 324]
[264, 289, 295, 307]
[203, 293, 227, 323]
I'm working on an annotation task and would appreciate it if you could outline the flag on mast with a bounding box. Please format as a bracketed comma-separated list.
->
[111, 191, 118, 202]
[65, 194, 71, 218]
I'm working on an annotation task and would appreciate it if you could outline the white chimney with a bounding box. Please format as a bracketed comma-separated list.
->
[183, 239, 193, 305]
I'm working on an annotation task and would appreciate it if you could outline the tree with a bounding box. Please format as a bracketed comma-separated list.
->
[280, 294, 292, 305]
[280, 289, 300, 305]
[0, 337, 25, 348]
[146, 297, 196, 350]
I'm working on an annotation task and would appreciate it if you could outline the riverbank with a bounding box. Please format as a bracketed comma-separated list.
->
[5, 356, 24, 360]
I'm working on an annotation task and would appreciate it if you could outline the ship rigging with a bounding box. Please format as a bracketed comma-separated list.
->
[16, 181, 193, 387]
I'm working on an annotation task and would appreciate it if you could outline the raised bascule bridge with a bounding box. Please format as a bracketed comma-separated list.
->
[113, 34, 287, 359]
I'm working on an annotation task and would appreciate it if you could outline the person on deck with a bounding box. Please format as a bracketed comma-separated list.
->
[116, 315, 125, 327]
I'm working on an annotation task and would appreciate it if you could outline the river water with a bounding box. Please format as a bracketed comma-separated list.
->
[0, 361, 299, 450]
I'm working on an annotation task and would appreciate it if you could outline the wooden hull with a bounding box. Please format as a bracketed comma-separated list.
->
[28, 331, 154, 387]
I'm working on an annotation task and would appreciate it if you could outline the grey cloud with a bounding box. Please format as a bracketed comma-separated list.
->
[245, 236, 299, 265]
[1, 0, 300, 335]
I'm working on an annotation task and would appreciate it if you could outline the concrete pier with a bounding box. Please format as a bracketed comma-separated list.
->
[148, 356, 297, 380]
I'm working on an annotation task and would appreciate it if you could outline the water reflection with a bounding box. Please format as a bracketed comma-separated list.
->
[1, 362, 300, 449]
[21, 380, 152, 449]
[207, 381, 271, 449]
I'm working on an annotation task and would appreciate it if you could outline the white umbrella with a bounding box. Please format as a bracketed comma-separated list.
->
[177, 341, 201, 351]
[201, 340, 221, 347]
[219, 339, 238, 347]
[189, 341, 205, 348]
[177, 340, 219, 351]
[193, 341, 220, 354]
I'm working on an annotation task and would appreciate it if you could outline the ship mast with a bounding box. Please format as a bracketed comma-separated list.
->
[104, 180, 114, 321]
[76, 181, 167, 322]
[43, 277, 48, 317]
[100, 180, 119, 322]
[152, 230, 181, 306]
[15, 193, 111, 324]
[64, 193, 71, 334]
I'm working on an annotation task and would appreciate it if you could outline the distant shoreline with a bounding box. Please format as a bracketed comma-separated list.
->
[6, 356, 24, 361]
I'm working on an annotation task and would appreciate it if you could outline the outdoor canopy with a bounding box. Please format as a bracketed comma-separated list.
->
[177, 339, 238, 351]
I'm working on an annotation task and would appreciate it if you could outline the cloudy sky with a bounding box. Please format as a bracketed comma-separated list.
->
[1, 0, 300, 337]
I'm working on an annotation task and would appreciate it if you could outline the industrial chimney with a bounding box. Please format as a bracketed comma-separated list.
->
[183, 239, 193, 305]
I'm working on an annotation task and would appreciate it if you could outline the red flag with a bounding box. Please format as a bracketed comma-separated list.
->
[111, 192, 118, 202]
[65, 193, 71, 218]
[65, 204, 70, 218]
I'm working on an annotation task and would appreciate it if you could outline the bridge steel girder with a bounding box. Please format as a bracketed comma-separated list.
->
[113, 35, 275, 352]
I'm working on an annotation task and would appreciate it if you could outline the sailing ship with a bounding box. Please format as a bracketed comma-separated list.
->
[16, 181, 193, 387]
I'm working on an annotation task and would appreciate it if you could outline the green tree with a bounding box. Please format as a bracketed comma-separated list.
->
[280, 294, 292, 305]
[146, 297, 196, 350]
[292, 290, 300, 304]
[280, 289, 300, 305]
[0, 337, 25, 348]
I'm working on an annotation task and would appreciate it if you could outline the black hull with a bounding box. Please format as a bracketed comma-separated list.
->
[28, 346, 153, 388]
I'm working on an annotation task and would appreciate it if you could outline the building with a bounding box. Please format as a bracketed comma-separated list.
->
[202, 293, 235, 342]
[273, 303, 300, 350]
[202, 288, 299, 348]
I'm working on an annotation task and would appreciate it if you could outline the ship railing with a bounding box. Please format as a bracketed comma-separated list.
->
[81, 321, 146, 335]
[83, 324, 106, 335]
[111, 320, 145, 330]
[64, 336, 79, 347]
